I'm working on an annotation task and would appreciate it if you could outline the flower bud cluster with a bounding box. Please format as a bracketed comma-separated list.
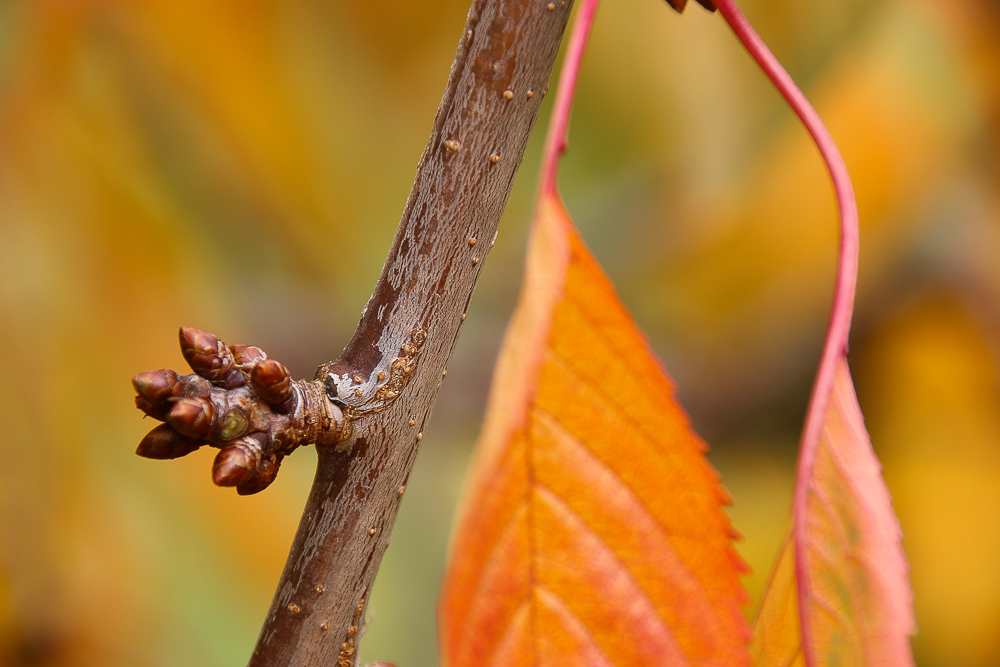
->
[131, 327, 346, 494]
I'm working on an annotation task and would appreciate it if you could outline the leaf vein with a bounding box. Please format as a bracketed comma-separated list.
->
[538, 351, 713, 545]
[457, 498, 530, 665]
[534, 585, 618, 667]
[533, 483, 692, 665]
[542, 348, 682, 467]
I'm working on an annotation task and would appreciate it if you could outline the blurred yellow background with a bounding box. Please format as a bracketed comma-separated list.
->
[1, 0, 997, 665]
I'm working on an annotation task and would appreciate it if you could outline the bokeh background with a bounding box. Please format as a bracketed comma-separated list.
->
[1, 0, 998, 664]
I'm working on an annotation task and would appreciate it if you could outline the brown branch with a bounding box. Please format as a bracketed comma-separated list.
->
[246, 1, 575, 664]
[130, 0, 573, 660]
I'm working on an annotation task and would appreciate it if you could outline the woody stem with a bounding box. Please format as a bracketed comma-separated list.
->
[247, 1, 576, 665]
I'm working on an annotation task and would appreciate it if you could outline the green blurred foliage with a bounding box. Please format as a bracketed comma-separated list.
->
[0, 0, 997, 665]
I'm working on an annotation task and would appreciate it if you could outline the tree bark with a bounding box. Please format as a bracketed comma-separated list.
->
[247, 0, 574, 664]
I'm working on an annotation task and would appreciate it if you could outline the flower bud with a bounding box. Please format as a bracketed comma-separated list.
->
[178, 373, 213, 398]
[219, 368, 246, 389]
[251, 359, 294, 412]
[212, 448, 254, 487]
[212, 435, 264, 487]
[236, 452, 283, 496]
[665, 0, 716, 11]
[132, 369, 180, 420]
[179, 327, 234, 383]
[136, 423, 202, 459]
[231, 344, 267, 368]
[168, 397, 215, 438]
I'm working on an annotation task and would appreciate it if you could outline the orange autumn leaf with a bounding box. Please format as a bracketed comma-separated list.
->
[438, 193, 750, 665]
[708, 2, 917, 664]
[439, 4, 749, 663]
[750, 360, 915, 666]
[749, 366, 916, 667]
[749, 537, 803, 667]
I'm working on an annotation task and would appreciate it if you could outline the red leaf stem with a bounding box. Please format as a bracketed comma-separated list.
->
[539, 0, 602, 196]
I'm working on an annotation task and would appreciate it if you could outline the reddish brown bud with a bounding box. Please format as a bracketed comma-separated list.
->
[132, 369, 180, 420]
[251, 359, 294, 412]
[212, 448, 255, 487]
[231, 344, 267, 368]
[219, 368, 246, 390]
[179, 327, 234, 383]
[136, 423, 202, 459]
[177, 373, 212, 398]
[212, 436, 264, 487]
[665, 0, 715, 11]
[236, 452, 283, 496]
[168, 397, 215, 438]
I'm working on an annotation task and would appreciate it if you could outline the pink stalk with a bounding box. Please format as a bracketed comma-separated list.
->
[539, 0, 602, 196]
[713, 0, 860, 664]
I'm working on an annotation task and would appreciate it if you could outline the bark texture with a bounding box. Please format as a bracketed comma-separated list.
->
[247, 0, 575, 664]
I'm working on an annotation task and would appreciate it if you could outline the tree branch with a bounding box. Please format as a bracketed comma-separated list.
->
[247, 1, 574, 664]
